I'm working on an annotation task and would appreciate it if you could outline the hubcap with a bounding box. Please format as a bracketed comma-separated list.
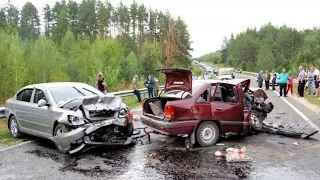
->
[56, 128, 63, 136]
[200, 126, 215, 143]
[10, 119, 18, 137]
[251, 113, 260, 127]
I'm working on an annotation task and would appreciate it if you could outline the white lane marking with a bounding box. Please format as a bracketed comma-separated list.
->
[0, 140, 31, 152]
[273, 90, 320, 130]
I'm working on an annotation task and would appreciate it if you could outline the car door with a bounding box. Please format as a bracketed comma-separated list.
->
[15, 88, 34, 131]
[211, 83, 244, 133]
[193, 85, 212, 120]
[29, 87, 54, 136]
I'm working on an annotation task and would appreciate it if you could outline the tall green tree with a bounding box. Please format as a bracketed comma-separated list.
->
[19, 2, 40, 40]
[5, 0, 19, 29]
[43, 4, 53, 37]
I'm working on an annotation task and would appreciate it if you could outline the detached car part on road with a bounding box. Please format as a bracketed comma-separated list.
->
[141, 69, 274, 147]
[3, 82, 136, 154]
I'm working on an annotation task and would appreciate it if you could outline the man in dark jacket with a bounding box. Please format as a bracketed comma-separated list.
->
[145, 75, 155, 98]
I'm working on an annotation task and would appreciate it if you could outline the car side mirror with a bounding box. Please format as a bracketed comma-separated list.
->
[38, 99, 49, 107]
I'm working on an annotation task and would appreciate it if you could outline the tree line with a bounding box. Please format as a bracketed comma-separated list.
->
[197, 23, 320, 75]
[0, 0, 192, 101]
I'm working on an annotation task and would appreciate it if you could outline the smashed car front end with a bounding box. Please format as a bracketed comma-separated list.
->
[50, 95, 134, 154]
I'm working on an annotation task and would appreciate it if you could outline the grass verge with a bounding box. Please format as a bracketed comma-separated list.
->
[0, 119, 20, 146]
[122, 95, 142, 110]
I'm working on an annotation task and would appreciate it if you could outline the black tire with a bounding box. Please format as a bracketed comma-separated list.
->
[250, 111, 263, 131]
[8, 116, 23, 138]
[53, 124, 69, 154]
[196, 121, 219, 147]
[126, 122, 134, 136]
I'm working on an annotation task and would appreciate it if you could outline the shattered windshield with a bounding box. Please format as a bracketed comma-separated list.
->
[50, 86, 100, 105]
[192, 82, 205, 95]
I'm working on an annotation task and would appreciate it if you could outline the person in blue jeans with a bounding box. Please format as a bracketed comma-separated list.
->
[145, 75, 155, 98]
[279, 68, 289, 97]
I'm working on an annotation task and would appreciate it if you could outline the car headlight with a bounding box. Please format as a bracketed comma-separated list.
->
[118, 108, 127, 118]
[67, 115, 85, 125]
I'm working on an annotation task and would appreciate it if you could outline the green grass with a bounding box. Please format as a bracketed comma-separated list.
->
[0, 119, 20, 146]
[122, 95, 143, 110]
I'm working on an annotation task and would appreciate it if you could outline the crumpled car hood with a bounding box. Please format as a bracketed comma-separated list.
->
[59, 95, 123, 111]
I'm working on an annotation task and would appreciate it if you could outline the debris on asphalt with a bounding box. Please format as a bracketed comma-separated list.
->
[305, 144, 320, 150]
[215, 151, 222, 157]
[216, 143, 225, 146]
[226, 147, 252, 163]
[293, 142, 299, 146]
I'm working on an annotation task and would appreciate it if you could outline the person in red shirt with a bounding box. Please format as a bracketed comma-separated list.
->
[286, 74, 294, 95]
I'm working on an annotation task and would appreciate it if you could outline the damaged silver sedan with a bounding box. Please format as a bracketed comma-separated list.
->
[3, 82, 135, 154]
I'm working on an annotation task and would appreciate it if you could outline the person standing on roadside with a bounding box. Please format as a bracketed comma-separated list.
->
[145, 75, 155, 98]
[279, 69, 289, 97]
[307, 67, 314, 95]
[312, 66, 320, 97]
[95, 72, 107, 94]
[153, 77, 159, 97]
[132, 75, 141, 102]
[257, 70, 264, 88]
[286, 74, 294, 95]
[271, 70, 277, 90]
[264, 70, 270, 90]
[298, 66, 306, 97]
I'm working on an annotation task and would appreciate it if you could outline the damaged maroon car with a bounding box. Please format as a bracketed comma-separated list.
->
[141, 68, 274, 147]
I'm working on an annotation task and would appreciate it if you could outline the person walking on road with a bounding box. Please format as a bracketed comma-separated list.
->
[264, 70, 271, 90]
[286, 74, 294, 95]
[271, 70, 277, 90]
[298, 66, 306, 97]
[279, 69, 289, 97]
[307, 68, 314, 95]
[257, 70, 264, 88]
[95, 72, 107, 94]
[132, 75, 141, 102]
[145, 75, 155, 98]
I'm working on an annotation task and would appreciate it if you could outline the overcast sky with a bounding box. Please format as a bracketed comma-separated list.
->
[1, 0, 320, 57]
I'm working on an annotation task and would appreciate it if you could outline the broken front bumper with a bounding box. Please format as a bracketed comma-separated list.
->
[50, 119, 149, 154]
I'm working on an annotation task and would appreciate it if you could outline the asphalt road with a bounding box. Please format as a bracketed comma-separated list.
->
[1, 73, 320, 180]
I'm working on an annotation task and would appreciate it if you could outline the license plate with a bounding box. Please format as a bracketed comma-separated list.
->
[94, 119, 114, 128]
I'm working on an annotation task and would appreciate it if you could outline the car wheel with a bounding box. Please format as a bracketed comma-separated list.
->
[53, 124, 68, 154]
[196, 121, 219, 147]
[9, 116, 23, 138]
[250, 111, 263, 131]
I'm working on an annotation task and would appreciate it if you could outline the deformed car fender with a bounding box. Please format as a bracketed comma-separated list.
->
[50, 127, 86, 151]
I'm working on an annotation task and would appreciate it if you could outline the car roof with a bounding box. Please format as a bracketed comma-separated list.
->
[193, 79, 248, 85]
[23, 82, 92, 89]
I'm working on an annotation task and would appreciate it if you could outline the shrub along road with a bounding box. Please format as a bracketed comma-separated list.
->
[0, 73, 320, 180]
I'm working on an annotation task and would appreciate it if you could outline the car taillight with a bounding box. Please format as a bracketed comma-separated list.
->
[164, 105, 174, 120]
[127, 112, 133, 121]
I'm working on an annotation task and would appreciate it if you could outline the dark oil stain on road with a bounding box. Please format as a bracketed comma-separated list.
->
[144, 147, 251, 180]
[25, 138, 252, 180]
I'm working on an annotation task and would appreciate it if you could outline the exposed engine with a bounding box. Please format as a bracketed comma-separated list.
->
[244, 89, 274, 130]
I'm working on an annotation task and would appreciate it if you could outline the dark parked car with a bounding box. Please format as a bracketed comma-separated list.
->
[141, 69, 273, 147]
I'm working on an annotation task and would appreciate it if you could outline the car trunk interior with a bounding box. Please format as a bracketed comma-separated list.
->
[143, 97, 180, 117]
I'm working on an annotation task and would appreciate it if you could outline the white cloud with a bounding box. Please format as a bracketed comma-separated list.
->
[1, 0, 320, 57]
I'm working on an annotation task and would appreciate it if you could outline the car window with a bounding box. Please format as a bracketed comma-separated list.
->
[33, 89, 47, 103]
[16, 89, 33, 102]
[197, 87, 210, 103]
[214, 84, 238, 103]
[49, 86, 86, 104]
[210, 84, 216, 97]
